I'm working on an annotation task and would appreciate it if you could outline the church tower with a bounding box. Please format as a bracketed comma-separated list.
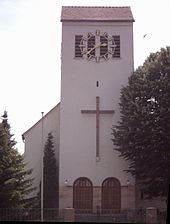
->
[59, 6, 135, 210]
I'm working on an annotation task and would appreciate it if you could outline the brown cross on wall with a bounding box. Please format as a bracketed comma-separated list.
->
[81, 96, 115, 158]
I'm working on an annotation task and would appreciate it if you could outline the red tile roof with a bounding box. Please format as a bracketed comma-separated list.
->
[61, 6, 134, 22]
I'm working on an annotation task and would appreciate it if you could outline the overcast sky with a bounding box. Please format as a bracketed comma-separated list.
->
[0, 0, 169, 154]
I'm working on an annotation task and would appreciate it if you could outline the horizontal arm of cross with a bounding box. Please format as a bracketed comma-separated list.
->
[99, 110, 115, 114]
[81, 110, 115, 114]
[81, 110, 96, 114]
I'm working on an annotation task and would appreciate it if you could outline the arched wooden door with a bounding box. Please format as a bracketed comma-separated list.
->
[101, 177, 121, 213]
[73, 177, 93, 213]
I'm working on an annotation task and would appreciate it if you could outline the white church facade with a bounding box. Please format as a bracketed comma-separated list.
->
[59, 6, 135, 210]
[23, 6, 166, 211]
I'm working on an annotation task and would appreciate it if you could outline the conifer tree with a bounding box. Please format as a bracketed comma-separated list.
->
[0, 111, 36, 209]
[43, 132, 58, 208]
[37, 132, 59, 209]
[112, 47, 170, 199]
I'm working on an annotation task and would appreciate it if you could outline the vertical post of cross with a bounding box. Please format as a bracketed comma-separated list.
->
[81, 97, 114, 159]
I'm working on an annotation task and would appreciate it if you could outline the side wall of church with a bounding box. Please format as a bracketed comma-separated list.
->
[24, 104, 60, 196]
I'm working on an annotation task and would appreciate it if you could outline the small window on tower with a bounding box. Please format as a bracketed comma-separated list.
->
[87, 34, 95, 58]
[112, 36, 120, 58]
[100, 35, 108, 58]
[75, 35, 83, 58]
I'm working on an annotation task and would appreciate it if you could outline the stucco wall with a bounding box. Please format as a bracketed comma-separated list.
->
[24, 104, 60, 196]
[59, 21, 135, 208]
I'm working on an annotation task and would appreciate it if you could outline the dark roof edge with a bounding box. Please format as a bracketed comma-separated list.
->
[61, 19, 135, 22]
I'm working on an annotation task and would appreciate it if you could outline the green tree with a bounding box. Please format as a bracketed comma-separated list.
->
[43, 132, 58, 208]
[37, 132, 59, 209]
[0, 111, 36, 209]
[112, 47, 170, 199]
